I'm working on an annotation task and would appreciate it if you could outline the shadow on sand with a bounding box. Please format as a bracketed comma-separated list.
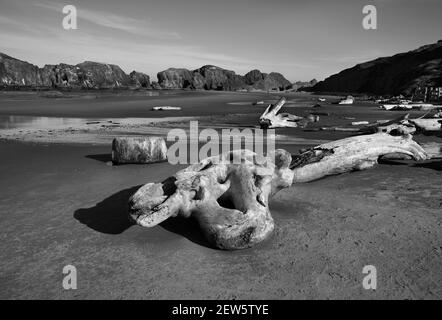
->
[85, 154, 112, 163]
[73, 185, 212, 248]
[378, 158, 442, 171]
[414, 160, 442, 171]
[74, 185, 139, 234]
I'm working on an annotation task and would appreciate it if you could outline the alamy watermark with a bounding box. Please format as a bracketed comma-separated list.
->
[166, 121, 276, 165]
[362, 5, 377, 30]
[62, 5, 77, 30]
[362, 265, 377, 290]
[62, 264, 77, 290]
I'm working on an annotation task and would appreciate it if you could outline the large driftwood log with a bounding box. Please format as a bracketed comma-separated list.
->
[129, 133, 427, 250]
[112, 137, 168, 164]
[290, 133, 426, 182]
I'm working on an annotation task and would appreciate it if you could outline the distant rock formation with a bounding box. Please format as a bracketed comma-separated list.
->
[129, 71, 151, 88]
[0, 51, 293, 91]
[156, 65, 292, 91]
[244, 69, 265, 85]
[0, 53, 40, 86]
[251, 72, 293, 91]
[292, 79, 318, 91]
[196, 65, 247, 91]
[311, 40, 442, 95]
[39, 64, 82, 87]
[0, 53, 144, 89]
[157, 68, 194, 89]
[76, 61, 130, 88]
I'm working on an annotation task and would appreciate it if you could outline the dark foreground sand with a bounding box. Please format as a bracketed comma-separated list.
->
[0, 91, 441, 299]
[0, 140, 440, 299]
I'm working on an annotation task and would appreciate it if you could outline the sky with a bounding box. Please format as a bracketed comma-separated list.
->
[0, 0, 441, 82]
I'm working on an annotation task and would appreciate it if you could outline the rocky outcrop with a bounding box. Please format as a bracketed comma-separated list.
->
[251, 72, 292, 91]
[196, 65, 247, 91]
[311, 40, 442, 95]
[0, 51, 293, 91]
[129, 71, 150, 88]
[0, 52, 146, 89]
[156, 65, 292, 91]
[244, 69, 266, 85]
[293, 79, 317, 91]
[39, 64, 82, 87]
[76, 61, 130, 88]
[157, 68, 194, 89]
[0, 53, 40, 86]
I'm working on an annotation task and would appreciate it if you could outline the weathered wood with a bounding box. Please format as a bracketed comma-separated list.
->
[129, 132, 427, 250]
[291, 133, 427, 183]
[112, 136, 168, 164]
[259, 97, 315, 129]
[409, 118, 442, 132]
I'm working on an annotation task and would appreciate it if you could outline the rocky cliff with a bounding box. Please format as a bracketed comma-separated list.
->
[156, 65, 292, 91]
[0, 51, 293, 91]
[129, 71, 151, 88]
[157, 68, 195, 89]
[0, 53, 41, 86]
[311, 40, 442, 95]
[0, 53, 143, 89]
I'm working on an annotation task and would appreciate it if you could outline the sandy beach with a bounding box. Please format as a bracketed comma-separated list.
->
[0, 91, 441, 299]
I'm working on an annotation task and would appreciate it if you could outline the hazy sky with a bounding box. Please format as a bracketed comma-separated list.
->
[0, 0, 441, 82]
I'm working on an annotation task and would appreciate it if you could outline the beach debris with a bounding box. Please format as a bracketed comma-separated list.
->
[359, 113, 442, 135]
[310, 111, 329, 116]
[306, 114, 320, 122]
[380, 104, 413, 111]
[318, 98, 326, 102]
[129, 132, 427, 250]
[152, 106, 182, 111]
[259, 97, 316, 128]
[320, 127, 360, 132]
[112, 136, 168, 164]
[410, 118, 442, 132]
[338, 95, 354, 105]
[359, 114, 415, 135]
[380, 103, 442, 111]
[351, 121, 370, 126]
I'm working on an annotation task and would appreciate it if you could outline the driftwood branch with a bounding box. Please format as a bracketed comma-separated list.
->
[259, 97, 317, 129]
[290, 133, 427, 183]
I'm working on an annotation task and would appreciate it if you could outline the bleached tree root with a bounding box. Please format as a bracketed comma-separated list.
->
[129, 133, 427, 250]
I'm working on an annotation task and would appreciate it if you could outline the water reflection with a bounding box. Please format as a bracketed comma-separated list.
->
[0, 115, 89, 130]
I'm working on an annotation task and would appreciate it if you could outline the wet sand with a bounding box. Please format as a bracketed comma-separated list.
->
[0, 91, 441, 299]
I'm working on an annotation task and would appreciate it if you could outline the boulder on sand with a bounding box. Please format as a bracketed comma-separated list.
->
[112, 137, 168, 164]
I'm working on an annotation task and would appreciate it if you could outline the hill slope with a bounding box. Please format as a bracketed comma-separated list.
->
[312, 40, 442, 95]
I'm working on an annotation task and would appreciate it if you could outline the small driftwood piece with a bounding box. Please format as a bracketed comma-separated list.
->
[359, 114, 416, 135]
[359, 113, 442, 135]
[259, 97, 316, 129]
[112, 137, 168, 164]
[129, 133, 427, 250]
[409, 118, 442, 132]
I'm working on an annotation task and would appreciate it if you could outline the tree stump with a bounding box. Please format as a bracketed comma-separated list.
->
[112, 137, 168, 164]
